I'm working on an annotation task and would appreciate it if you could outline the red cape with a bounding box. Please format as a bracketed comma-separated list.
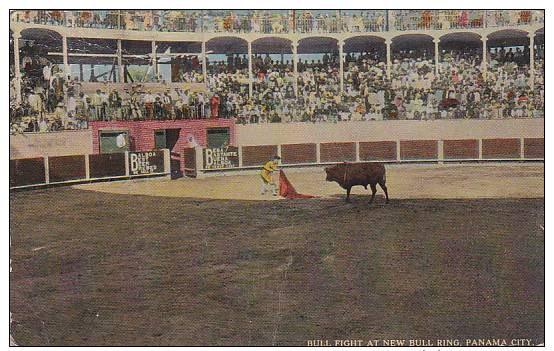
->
[279, 170, 317, 199]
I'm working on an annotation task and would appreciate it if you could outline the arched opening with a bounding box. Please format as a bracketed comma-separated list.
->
[288, 36, 341, 122]
[342, 36, 387, 117]
[438, 32, 483, 85]
[205, 37, 249, 106]
[248, 37, 295, 123]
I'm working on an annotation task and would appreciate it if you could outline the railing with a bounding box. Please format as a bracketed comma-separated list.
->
[10, 149, 171, 190]
[11, 10, 544, 34]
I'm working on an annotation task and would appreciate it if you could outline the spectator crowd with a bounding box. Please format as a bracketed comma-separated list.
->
[10, 37, 545, 133]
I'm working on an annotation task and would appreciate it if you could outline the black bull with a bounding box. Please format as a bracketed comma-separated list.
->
[324, 162, 389, 203]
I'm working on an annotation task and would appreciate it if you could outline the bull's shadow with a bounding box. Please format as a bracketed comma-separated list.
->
[327, 193, 390, 205]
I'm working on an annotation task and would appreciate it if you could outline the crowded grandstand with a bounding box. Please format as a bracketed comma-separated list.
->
[9, 10, 544, 133]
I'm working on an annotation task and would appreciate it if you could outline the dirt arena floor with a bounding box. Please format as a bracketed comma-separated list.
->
[10, 163, 544, 346]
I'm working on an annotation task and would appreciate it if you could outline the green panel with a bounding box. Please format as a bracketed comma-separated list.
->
[99, 131, 129, 154]
[155, 130, 167, 149]
[207, 128, 230, 148]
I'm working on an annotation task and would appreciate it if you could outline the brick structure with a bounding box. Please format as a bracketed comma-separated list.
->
[90, 119, 235, 175]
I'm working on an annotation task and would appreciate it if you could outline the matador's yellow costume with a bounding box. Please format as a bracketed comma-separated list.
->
[260, 156, 280, 195]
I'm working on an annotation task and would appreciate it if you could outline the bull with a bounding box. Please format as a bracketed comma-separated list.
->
[324, 162, 389, 204]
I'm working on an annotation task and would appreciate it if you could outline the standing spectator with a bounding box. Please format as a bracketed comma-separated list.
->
[210, 93, 220, 118]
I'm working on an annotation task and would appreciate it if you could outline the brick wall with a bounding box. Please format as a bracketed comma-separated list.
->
[281, 143, 317, 164]
[359, 141, 397, 161]
[90, 119, 235, 175]
[320, 142, 356, 162]
[400, 140, 438, 160]
[524, 138, 544, 158]
[443, 139, 479, 159]
[482, 138, 521, 159]
[90, 119, 235, 154]
[242, 145, 278, 167]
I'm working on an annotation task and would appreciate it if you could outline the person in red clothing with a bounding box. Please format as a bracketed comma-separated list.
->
[210, 93, 220, 118]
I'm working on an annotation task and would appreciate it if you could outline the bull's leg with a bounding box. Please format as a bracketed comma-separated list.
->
[369, 183, 377, 204]
[378, 181, 389, 203]
[346, 187, 351, 203]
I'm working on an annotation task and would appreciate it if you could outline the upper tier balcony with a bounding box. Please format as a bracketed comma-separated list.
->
[11, 10, 544, 35]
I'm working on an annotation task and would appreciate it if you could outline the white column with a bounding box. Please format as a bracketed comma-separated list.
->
[62, 35, 69, 77]
[117, 39, 124, 83]
[248, 40, 253, 97]
[292, 41, 298, 97]
[529, 33, 535, 87]
[12, 32, 21, 104]
[44, 156, 50, 184]
[386, 38, 392, 80]
[151, 40, 158, 78]
[387, 10, 394, 31]
[201, 41, 207, 84]
[338, 40, 344, 94]
[63, 35, 69, 104]
[84, 154, 90, 180]
[481, 37, 488, 80]
[433, 37, 440, 77]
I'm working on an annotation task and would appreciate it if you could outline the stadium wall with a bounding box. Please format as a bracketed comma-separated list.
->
[235, 119, 544, 145]
[10, 130, 93, 159]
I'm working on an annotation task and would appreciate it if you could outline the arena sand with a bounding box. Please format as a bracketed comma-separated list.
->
[73, 163, 544, 200]
[10, 163, 544, 345]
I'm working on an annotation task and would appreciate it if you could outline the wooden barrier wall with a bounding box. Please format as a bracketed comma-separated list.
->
[359, 141, 397, 161]
[524, 138, 545, 159]
[182, 147, 197, 177]
[320, 142, 356, 162]
[242, 145, 278, 167]
[400, 140, 438, 160]
[197, 137, 543, 175]
[443, 140, 479, 159]
[48, 155, 86, 183]
[482, 138, 521, 159]
[281, 143, 317, 164]
[10, 150, 170, 189]
[9, 158, 45, 188]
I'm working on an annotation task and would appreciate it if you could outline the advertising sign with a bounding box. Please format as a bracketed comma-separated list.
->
[203, 146, 239, 170]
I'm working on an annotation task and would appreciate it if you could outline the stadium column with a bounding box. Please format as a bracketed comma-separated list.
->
[62, 35, 69, 105]
[433, 37, 439, 78]
[528, 33, 535, 87]
[151, 40, 158, 78]
[62, 35, 69, 77]
[12, 31, 22, 104]
[338, 40, 344, 94]
[385, 38, 392, 80]
[248, 40, 253, 97]
[481, 36, 488, 80]
[117, 40, 124, 83]
[292, 41, 298, 97]
[201, 41, 207, 85]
